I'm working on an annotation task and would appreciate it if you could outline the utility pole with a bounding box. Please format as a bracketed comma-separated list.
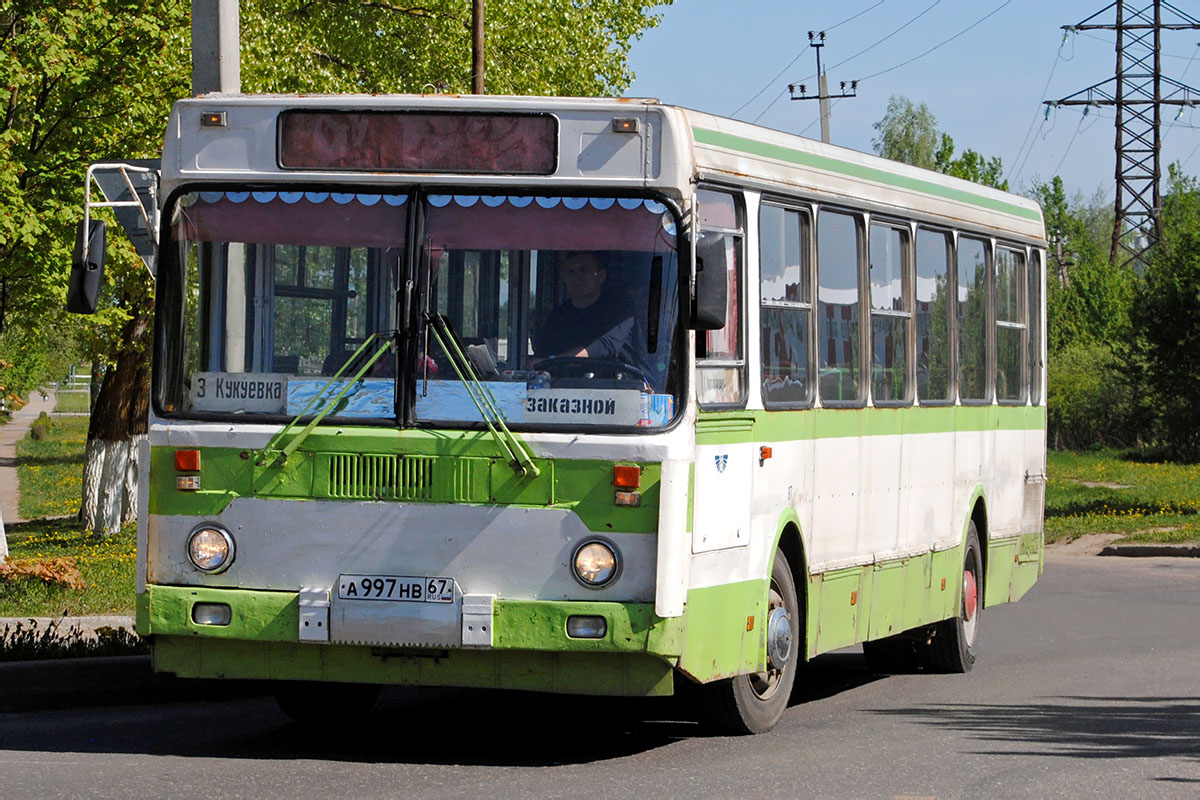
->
[1046, 1, 1199, 267]
[789, 32, 857, 144]
[472, 0, 485, 94]
[191, 0, 240, 95]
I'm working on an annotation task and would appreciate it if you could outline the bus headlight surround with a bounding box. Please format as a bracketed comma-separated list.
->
[572, 538, 620, 588]
[187, 524, 235, 574]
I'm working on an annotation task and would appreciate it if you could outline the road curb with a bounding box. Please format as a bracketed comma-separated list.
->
[1099, 543, 1200, 558]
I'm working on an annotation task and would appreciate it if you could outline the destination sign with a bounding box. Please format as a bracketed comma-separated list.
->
[524, 388, 641, 426]
[190, 372, 288, 414]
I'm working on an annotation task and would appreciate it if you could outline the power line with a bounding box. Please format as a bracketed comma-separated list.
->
[1046, 0, 1200, 266]
[1052, 114, 1088, 178]
[828, 0, 942, 74]
[856, 1, 1012, 82]
[1008, 34, 1070, 185]
[730, 1, 886, 119]
[751, 0, 942, 124]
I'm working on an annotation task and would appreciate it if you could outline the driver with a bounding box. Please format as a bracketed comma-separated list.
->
[534, 252, 641, 367]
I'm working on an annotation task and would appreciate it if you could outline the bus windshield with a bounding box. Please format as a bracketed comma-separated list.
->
[158, 189, 683, 431]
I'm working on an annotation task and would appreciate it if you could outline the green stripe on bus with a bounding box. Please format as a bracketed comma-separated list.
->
[696, 404, 1046, 445]
[692, 127, 1043, 224]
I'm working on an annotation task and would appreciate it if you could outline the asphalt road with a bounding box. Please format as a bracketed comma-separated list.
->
[1, 553, 1197, 799]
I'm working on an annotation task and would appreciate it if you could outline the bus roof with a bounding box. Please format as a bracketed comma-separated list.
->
[163, 94, 1044, 242]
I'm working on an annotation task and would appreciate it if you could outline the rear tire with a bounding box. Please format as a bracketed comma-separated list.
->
[920, 523, 982, 673]
[705, 549, 801, 735]
[274, 681, 381, 726]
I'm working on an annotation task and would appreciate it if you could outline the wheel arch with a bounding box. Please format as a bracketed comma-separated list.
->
[965, 486, 988, 607]
[770, 511, 809, 662]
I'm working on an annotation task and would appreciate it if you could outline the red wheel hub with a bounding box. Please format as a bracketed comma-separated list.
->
[963, 569, 978, 621]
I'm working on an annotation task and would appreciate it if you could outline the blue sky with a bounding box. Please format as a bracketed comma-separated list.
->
[626, 0, 1200, 202]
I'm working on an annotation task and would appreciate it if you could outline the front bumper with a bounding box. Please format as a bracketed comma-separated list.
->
[138, 585, 685, 696]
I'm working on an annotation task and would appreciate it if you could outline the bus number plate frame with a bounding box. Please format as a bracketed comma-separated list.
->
[337, 574, 455, 603]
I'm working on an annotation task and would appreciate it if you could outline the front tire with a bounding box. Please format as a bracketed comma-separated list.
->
[921, 523, 982, 673]
[706, 549, 801, 734]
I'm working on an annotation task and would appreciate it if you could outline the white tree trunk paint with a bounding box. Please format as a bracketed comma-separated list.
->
[98, 439, 130, 534]
[80, 437, 106, 530]
[83, 438, 137, 535]
[122, 434, 147, 527]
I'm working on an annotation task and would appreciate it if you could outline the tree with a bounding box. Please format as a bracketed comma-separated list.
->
[2, 2, 189, 533]
[5, 0, 673, 533]
[871, 96, 938, 170]
[239, 0, 669, 96]
[872, 95, 1008, 190]
[1130, 165, 1200, 460]
[1031, 176, 1129, 354]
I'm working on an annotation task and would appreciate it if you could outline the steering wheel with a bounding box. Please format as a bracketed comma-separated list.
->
[537, 357, 649, 384]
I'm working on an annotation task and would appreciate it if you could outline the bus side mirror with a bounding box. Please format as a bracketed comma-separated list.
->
[691, 253, 727, 331]
[67, 219, 107, 314]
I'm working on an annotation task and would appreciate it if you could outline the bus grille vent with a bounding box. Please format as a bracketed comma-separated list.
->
[328, 454, 434, 501]
[1021, 472, 1047, 533]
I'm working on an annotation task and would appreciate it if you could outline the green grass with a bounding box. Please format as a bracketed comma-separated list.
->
[0, 519, 136, 616]
[3, 413, 136, 617]
[1045, 449, 1200, 545]
[54, 390, 90, 414]
[15, 414, 89, 519]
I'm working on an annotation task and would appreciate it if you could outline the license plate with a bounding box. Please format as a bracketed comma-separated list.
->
[337, 574, 455, 603]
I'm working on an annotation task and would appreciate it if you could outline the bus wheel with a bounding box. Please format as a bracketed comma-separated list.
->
[274, 681, 381, 726]
[706, 549, 800, 734]
[921, 523, 982, 673]
[861, 635, 921, 673]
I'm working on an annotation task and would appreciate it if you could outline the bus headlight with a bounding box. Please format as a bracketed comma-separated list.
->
[572, 539, 619, 587]
[187, 525, 235, 573]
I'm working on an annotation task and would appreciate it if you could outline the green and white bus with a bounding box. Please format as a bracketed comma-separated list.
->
[78, 94, 1046, 734]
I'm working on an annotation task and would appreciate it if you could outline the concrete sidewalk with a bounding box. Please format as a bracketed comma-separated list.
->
[0, 386, 60, 526]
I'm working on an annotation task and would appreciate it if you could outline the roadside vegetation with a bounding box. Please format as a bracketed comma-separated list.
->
[1045, 449, 1200, 544]
[2, 414, 136, 618]
[16, 414, 88, 519]
[54, 391, 90, 414]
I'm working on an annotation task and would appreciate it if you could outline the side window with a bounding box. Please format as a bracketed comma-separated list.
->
[1029, 250, 1043, 405]
[916, 228, 953, 404]
[817, 209, 863, 406]
[957, 236, 990, 403]
[760, 203, 812, 407]
[696, 189, 745, 407]
[869, 222, 911, 405]
[995, 246, 1026, 404]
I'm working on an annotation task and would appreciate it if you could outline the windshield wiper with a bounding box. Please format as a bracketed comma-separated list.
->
[424, 312, 540, 479]
[258, 332, 394, 467]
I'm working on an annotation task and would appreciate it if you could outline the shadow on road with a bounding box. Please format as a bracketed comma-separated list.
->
[869, 695, 1200, 762]
[0, 653, 881, 766]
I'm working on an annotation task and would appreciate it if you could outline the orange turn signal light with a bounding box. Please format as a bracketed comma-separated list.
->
[613, 464, 641, 488]
[175, 449, 201, 472]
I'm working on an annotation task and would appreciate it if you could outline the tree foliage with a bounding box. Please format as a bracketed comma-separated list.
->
[1130, 166, 1200, 460]
[240, 0, 670, 96]
[4, 0, 672, 531]
[872, 95, 1008, 190]
[1032, 176, 1131, 354]
[0, 1, 187, 331]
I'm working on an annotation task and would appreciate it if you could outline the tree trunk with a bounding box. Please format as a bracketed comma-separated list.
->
[81, 311, 151, 535]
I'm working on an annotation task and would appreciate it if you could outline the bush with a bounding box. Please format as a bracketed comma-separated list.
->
[1047, 342, 1137, 450]
[29, 411, 51, 440]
